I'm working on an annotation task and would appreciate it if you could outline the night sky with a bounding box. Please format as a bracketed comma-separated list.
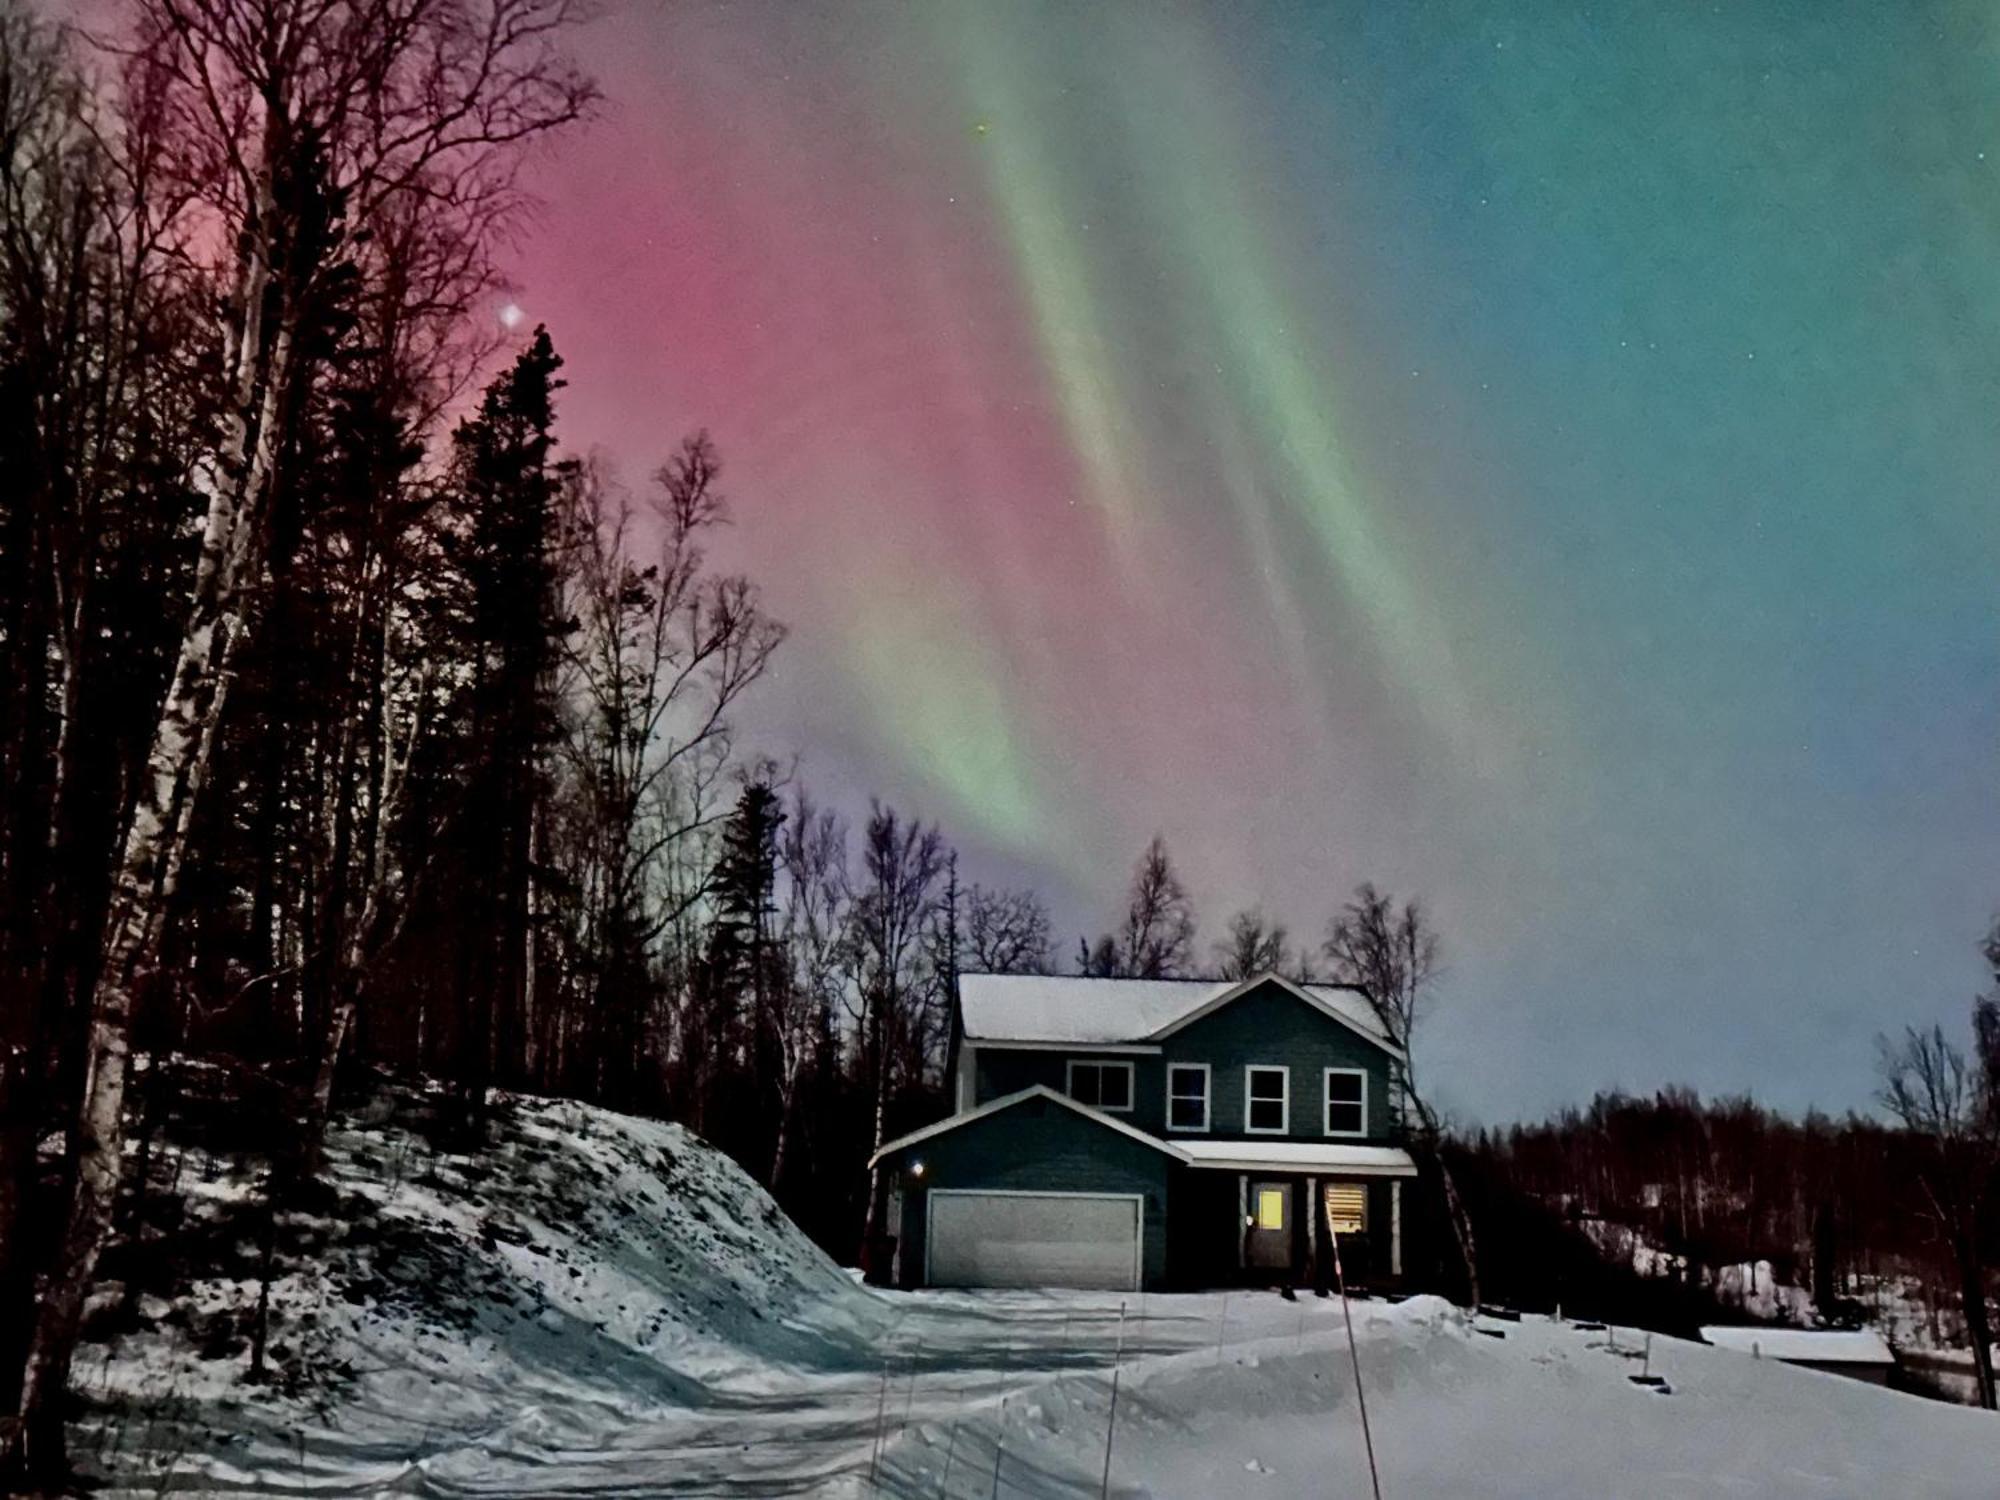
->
[508, 0, 2000, 1125]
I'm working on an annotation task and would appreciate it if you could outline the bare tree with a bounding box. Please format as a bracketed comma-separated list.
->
[1879, 1018, 1997, 1409]
[1118, 834, 1196, 979]
[770, 784, 848, 1186]
[1323, 883, 1479, 1307]
[964, 884, 1052, 975]
[14, 0, 593, 1479]
[1213, 907, 1290, 980]
[555, 442, 784, 1110]
[844, 803, 948, 1270]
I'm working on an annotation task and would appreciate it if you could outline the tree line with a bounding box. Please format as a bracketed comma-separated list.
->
[15, 0, 1984, 1483]
[0, 2, 1471, 1484]
[1452, 935, 2000, 1408]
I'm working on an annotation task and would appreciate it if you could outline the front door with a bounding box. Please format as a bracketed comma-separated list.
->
[1246, 1180, 1292, 1271]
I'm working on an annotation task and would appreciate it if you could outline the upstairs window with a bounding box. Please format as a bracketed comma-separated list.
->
[1324, 1069, 1367, 1137]
[1244, 1065, 1289, 1134]
[1166, 1063, 1210, 1132]
[1066, 1059, 1134, 1113]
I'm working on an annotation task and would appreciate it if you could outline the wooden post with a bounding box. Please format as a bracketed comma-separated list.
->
[1306, 1175, 1319, 1284]
[1237, 1174, 1248, 1270]
[1390, 1180, 1403, 1279]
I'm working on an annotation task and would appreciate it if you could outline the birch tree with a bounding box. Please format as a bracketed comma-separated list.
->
[1323, 883, 1481, 1307]
[11, 0, 590, 1480]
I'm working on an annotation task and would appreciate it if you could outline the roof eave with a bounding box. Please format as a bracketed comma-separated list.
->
[866, 1084, 1192, 1168]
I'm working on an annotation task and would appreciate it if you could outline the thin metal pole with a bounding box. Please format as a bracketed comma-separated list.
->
[869, 1358, 892, 1485]
[1099, 1299, 1128, 1500]
[901, 1339, 924, 1440]
[937, 1387, 962, 1498]
[1331, 1225, 1384, 1500]
[990, 1438, 1004, 1499]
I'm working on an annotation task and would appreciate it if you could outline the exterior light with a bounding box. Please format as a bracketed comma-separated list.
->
[910, 1159, 926, 1179]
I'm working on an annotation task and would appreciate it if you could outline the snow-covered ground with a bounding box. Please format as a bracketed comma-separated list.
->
[79, 1091, 2000, 1497]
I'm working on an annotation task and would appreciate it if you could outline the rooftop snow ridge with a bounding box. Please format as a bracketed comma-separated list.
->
[957, 970, 1399, 1052]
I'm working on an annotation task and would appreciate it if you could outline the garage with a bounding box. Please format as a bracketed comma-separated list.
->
[927, 1190, 1142, 1290]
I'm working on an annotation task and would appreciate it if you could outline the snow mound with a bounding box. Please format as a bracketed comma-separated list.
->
[863, 1300, 2000, 1499]
[82, 1087, 897, 1495]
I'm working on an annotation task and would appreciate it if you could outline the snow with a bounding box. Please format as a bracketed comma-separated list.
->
[80, 1089, 2000, 1497]
[852, 1302, 1998, 1499]
[1175, 1139, 1417, 1175]
[1700, 1326, 1895, 1365]
[959, 972, 1395, 1050]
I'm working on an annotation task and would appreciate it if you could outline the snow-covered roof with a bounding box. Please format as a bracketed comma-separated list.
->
[1176, 1140, 1418, 1177]
[958, 972, 1401, 1057]
[1698, 1327, 1895, 1365]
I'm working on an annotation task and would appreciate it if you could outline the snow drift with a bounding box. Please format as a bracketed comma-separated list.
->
[76, 1082, 2000, 1498]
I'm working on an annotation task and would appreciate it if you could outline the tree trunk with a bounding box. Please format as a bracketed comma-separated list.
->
[1956, 1228, 1996, 1410]
[859, 1027, 891, 1278]
[1434, 1150, 1481, 1310]
[10, 146, 297, 1478]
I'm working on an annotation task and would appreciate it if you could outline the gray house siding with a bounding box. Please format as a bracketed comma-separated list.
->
[968, 981, 1399, 1144]
[882, 1093, 1173, 1289]
[974, 1049, 1168, 1134]
[1161, 983, 1398, 1142]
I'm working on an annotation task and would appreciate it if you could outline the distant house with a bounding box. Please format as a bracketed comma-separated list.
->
[1699, 1326, 1897, 1387]
[868, 972, 1419, 1292]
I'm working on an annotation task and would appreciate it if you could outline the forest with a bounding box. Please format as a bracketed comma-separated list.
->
[2, 0, 1998, 1489]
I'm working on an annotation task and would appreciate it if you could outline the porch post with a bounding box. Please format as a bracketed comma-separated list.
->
[1305, 1175, 1318, 1279]
[1390, 1180, 1403, 1278]
[1237, 1174, 1248, 1271]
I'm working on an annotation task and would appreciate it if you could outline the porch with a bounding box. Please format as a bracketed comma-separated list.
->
[1166, 1166, 1406, 1291]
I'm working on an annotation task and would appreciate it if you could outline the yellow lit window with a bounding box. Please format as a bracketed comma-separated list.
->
[1256, 1188, 1286, 1230]
[1325, 1184, 1366, 1235]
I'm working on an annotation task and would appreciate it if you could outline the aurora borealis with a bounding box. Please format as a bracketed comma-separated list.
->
[515, 0, 2000, 1121]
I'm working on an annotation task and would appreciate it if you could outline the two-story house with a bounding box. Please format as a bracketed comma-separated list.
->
[869, 971, 1419, 1292]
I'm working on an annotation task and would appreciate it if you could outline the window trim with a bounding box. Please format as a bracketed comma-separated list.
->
[1164, 1062, 1212, 1133]
[1243, 1064, 1290, 1136]
[1065, 1058, 1136, 1114]
[1323, 1067, 1368, 1138]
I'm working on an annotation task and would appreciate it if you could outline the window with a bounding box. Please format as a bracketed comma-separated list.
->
[1325, 1183, 1366, 1235]
[1324, 1068, 1367, 1137]
[1166, 1063, 1210, 1132]
[1066, 1059, 1134, 1113]
[1256, 1187, 1287, 1230]
[1244, 1066, 1288, 1134]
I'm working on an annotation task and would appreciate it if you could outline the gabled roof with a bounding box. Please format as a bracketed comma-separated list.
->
[957, 971, 1403, 1059]
[868, 1088, 1421, 1177]
[866, 1085, 1187, 1168]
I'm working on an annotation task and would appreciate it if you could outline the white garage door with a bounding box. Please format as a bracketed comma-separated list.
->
[927, 1191, 1141, 1290]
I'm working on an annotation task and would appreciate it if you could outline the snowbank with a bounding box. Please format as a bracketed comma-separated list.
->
[861, 1300, 2000, 1498]
[81, 1087, 901, 1495]
[78, 1091, 2000, 1497]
